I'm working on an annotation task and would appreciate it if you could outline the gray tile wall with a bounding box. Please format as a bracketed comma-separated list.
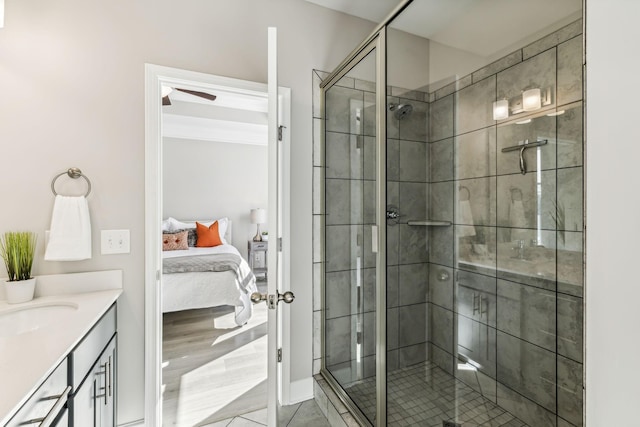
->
[312, 18, 584, 427]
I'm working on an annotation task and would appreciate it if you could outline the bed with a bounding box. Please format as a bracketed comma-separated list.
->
[161, 218, 258, 326]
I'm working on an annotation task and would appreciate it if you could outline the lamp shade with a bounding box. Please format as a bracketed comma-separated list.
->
[522, 88, 541, 111]
[250, 208, 267, 224]
[492, 99, 509, 120]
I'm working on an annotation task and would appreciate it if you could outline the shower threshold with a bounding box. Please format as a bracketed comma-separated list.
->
[344, 361, 529, 427]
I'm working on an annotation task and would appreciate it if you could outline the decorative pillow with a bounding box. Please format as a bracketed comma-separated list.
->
[172, 228, 197, 247]
[162, 230, 188, 251]
[167, 217, 229, 244]
[195, 221, 223, 247]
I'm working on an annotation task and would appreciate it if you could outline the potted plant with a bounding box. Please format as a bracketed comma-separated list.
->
[261, 231, 269, 241]
[1, 231, 37, 304]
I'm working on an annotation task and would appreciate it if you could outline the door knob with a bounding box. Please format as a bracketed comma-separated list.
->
[251, 291, 295, 308]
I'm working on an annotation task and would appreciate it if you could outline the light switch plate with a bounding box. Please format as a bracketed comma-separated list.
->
[101, 229, 130, 254]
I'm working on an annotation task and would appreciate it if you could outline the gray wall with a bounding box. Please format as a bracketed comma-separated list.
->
[163, 137, 268, 260]
[0, 1, 376, 423]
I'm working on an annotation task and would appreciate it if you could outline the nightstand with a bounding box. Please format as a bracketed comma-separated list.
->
[248, 240, 268, 281]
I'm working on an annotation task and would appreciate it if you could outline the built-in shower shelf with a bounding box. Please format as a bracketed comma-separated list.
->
[407, 220, 452, 227]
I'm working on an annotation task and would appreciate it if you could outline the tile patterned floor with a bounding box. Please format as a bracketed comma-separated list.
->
[345, 361, 528, 427]
[200, 400, 330, 426]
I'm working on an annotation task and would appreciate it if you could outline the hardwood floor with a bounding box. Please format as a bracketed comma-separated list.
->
[162, 301, 269, 426]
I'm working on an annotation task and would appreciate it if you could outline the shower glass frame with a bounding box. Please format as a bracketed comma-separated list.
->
[320, 1, 413, 425]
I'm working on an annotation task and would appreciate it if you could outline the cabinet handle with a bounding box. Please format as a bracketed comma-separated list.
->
[96, 362, 109, 405]
[108, 356, 112, 397]
[19, 386, 71, 427]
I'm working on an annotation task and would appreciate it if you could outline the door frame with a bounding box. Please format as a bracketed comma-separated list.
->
[143, 63, 292, 426]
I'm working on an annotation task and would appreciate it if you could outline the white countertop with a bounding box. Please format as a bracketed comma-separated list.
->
[0, 287, 122, 425]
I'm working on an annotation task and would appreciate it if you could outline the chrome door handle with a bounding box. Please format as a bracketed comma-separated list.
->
[251, 291, 295, 309]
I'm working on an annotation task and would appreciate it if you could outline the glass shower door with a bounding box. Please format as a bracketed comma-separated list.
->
[322, 39, 383, 426]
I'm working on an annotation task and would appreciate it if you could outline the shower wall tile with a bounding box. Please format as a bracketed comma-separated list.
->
[387, 96, 400, 139]
[522, 19, 582, 60]
[325, 316, 353, 366]
[455, 76, 495, 135]
[399, 342, 428, 368]
[313, 215, 322, 263]
[387, 265, 399, 308]
[313, 118, 323, 166]
[362, 225, 376, 269]
[457, 177, 497, 226]
[398, 263, 429, 306]
[313, 167, 322, 215]
[387, 349, 399, 372]
[314, 311, 321, 359]
[472, 50, 523, 83]
[557, 293, 584, 363]
[391, 86, 425, 102]
[429, 94, 454, 142]
[326, 132, 362, 179]
[557, 103, 583, 168]
[363, 268, 376, 313]
[387, 180, 399, 209]
[398, 303, 428, 347]
[399, 224, 429, 264]
[429, 138, 454, 182]
[363, 311, 376, 357]
[557, 231, 584, 296]
[363, 181, 375, 225]
[430, 304, 454, 353]
[354, 78, 375, 93]
[398, 98, 429, 142]
[399, 140, 428, 182]
[325, 270, 357, 319]
[429, 181, 454, 222]
[428, 224, 454, 267]
[400, 182, 428, 222]
[455, 365, 497, 403]
[497, 331, 556, 412]
[496, 383, 557, 427]
[325, 85, 364, 134]
[334, 76, 355, 89]
[387, 307, 399, 350]
[496, 170, 556, 230]
[435, 81, 456, 100]
[500, 48, 557, 111]
[363, 92, 376, 137]
[325, 225, 360, 272]
[558, 417, 575, 427]
[455, 270, 497, 327]
[455, 127, 497, 179]
[387, 138, 400, 181]
[429, 264, 453, 310]
[557, 167, 583, 231]
[497, 279, 556, 351]
[363, 136, 376, 181]
[325, 179, 363, 225]
[313, 263, 321, 311]
[456, 315, 497, 378]
[387, 222, 400, 266]
[496, 114, 557, 175]
[456, 225, 497, 276]
[557, 356, 584, 426]
[429, 342, 454, 375]
[557, 36, 583, 106]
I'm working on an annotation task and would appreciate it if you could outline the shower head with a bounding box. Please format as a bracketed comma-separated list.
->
[389, 103, 413, 120]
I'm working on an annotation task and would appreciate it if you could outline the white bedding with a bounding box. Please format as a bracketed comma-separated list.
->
[162, 244, 257, 326]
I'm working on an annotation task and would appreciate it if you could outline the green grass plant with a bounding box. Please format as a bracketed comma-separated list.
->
[0, 231, 37, 282]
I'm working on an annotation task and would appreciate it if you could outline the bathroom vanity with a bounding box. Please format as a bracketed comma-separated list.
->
[0, 271, 122, 427]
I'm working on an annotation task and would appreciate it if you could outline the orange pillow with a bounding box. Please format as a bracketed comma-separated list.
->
[195, 221, 223, 247]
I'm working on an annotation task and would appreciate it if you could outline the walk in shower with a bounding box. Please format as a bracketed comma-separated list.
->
[318, 1, 584, 426]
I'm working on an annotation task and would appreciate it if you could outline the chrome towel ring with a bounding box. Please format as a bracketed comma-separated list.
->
[51, 167, 92, 197]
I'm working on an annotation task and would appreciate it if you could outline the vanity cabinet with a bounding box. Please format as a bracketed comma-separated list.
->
[69, 304, 117, 427]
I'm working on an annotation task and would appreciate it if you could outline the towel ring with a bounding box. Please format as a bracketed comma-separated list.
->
[51, 167, 92, 197]
[459, 185, 471, 201]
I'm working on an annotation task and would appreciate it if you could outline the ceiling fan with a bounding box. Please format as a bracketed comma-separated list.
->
[162, 87, 217, 106]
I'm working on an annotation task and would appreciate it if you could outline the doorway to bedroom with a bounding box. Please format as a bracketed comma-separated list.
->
[159, 75, 275, 426]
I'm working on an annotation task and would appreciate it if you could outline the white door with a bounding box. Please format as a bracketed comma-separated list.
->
[264, 26, 294, 426]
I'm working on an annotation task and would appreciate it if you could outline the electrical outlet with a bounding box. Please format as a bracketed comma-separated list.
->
[101, 229, 130, 254]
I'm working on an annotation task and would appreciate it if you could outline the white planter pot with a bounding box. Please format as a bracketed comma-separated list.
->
[5, 278, 36, 304]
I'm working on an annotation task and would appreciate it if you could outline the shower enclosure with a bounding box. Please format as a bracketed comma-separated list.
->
[318, 1, 584, 426]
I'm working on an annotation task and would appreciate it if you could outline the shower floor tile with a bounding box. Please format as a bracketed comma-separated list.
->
[344, 361, 528, 427]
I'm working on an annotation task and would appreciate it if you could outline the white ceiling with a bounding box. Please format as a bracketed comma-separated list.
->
[162, 87, 268, 146]
[304, 0, 582, 58]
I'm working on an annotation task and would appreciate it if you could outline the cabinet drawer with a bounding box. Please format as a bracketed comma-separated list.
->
[71, 304, 116, 390]
[7, 359, 69, 427]
[250, 242, 268, 250]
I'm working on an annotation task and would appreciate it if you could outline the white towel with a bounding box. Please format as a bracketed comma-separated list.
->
[457, 200, 476, 238]
[45, 195, 92, 261]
